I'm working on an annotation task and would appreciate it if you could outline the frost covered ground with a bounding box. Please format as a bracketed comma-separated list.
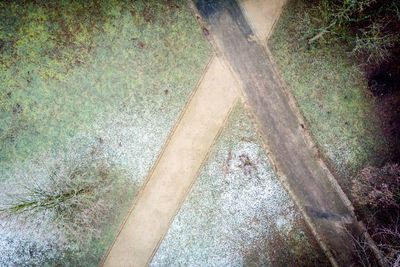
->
[151, 105, 328, 266]
[0, 1, 210, 265]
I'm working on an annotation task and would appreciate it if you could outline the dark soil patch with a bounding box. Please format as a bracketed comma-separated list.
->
[368, 61, 400, 97]
[265, 223, 330, 266]
[365, 48, 400, 162]
[359, 1, 400, 160]
[242, 216, 330, 267]
[376, 91, 400, 162]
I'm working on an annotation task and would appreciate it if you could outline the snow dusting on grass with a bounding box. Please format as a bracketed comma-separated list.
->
[151, 104, 326, 266]
[0, 1, 210, 265]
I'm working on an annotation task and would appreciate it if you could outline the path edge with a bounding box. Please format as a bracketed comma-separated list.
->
[146, 98, 240, 266]
[241, 1, 386, 265]
[99, 53, 215, 267]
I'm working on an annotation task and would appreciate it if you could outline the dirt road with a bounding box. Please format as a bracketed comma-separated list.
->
[193, 0, 364, 265]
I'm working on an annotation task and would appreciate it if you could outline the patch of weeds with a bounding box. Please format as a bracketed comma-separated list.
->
[237, 153, 259, 175]
[267, 222, 329, 266]
[352, 164, 400, 210]
[133, 0, 182, 24]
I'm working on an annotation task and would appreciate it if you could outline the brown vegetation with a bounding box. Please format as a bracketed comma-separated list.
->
[352, 163, 400, 265]
[0, 155, 132, 246]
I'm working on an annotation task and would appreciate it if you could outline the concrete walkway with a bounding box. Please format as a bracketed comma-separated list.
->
[193, 0, 366, 266]
[102, 57, 239, 267]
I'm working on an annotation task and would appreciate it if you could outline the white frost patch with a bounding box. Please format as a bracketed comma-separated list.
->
[0, 217, 63, 266]
[151, 106, 301, 267]
[92, 111, 171, 183]
[0, 109, 172, 266]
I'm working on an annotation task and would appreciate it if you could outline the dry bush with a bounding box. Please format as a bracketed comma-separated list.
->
[352, 163, 400, 266]
[0, 155, 132, 246]
[352, 164, 400, 209]
[299, 0, 400, 63]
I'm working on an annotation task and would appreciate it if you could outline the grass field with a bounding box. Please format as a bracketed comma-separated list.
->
[269, 0, 388, 190]
[0, 1, 210, 265]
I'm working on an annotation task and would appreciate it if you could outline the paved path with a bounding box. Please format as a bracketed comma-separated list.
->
[193, 0, 364, 266]
[102, 57, 240, 267]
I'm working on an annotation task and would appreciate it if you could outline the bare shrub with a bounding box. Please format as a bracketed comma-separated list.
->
[353, 22, 397, 63]
[352, 164, 400, 209]
[352, 163, 400, 266]
[348, 222, 400, 266]
[0, 155, 132, 246]
[299, 0, 399, 63]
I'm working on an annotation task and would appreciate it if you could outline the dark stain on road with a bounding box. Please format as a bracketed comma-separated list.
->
[195, 0, 252, 38]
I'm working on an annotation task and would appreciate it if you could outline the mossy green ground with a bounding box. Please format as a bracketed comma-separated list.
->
[269, 0, 387, 190]
[0, 1, 210, 266]
[151, 104, 328, 266]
